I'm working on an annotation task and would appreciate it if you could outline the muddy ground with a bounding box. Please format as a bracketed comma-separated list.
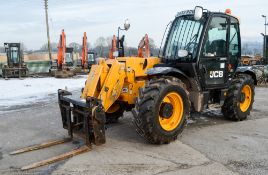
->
[0, 87, 267, 175]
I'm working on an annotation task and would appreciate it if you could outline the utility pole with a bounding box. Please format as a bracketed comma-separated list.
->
[45, 0, 52, 62]
[262, 15, 267, 64]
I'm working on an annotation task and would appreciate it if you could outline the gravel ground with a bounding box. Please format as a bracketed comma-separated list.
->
[0, 87, 267, 175]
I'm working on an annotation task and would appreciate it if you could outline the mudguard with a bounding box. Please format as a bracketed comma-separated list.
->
[146, 67, 190, 80]
[236, 66, 257, 85]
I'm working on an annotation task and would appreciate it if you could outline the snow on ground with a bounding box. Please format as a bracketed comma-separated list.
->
[0, 75, 87, 108]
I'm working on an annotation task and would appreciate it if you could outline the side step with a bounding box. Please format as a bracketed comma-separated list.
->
[10, 138, 91, 171]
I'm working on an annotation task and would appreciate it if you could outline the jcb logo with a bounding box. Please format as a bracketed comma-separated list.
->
[210, 71, 223, 78]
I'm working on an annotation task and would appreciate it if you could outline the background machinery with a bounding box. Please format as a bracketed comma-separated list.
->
[239, 55, 267, 84]
[77, 32, 96, 72]
[87, 51, 96, 69]
[109, 35, 117, 59]
[2, 43, 28, 78]
[50, 29, 75, 78]
[138, 34, 150, 58]
[11, 6, 257, 170]
[109, 34, 126, 59]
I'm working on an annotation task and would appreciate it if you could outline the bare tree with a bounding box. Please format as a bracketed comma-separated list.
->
[149, 38, 157, 49]
[94, 37, 107, 48]
[242, 43, 249, 55]
[94, 37, 108, 57]
[106, 36, 113, 48]
[69, 42, 81, 52]
[0, 46, 5, 53]
[20, 42, 27, 52]
[40, 42, 58, 52]
[148, 38, 159, 56]
[126, 47, 138, 56]
[86, 42, 93, 50]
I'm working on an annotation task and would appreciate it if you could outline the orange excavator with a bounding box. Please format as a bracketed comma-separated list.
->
[57, 29, 66, 70]
[77, 32, 96, 72]
[138, 34, 150, 58]
[50, 29, 75, 78]
[81, 32, 88, 69]
[109, 35, 117, 59]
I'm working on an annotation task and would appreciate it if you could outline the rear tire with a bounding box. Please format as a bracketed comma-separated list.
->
[222, 74, 255, 121]
[132, 76, 190, 144]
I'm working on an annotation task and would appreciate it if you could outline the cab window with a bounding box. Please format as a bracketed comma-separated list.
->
[229, 18, 240, 69]
[202, 17, 228, 57]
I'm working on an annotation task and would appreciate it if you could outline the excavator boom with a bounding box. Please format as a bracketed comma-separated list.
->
[109, 35, 117, 59]
[81, 32, 88, 69]
[138, 34, 150, 58]
[50, 29, 75, 78]
[57, 29, 66, 69]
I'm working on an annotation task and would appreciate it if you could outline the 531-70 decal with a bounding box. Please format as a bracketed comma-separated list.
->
[210, 71, 224, 78]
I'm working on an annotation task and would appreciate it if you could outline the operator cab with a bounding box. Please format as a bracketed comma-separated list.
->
[4, 43, 22, 67]
[87, 51, 96, 69]
[160, 7, 241, 90]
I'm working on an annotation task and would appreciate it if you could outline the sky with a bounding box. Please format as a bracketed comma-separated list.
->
[0, 0, 267, 50]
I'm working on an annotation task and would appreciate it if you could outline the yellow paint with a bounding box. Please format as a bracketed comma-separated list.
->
[81, 64, 103, 99]
[159, 92, 184, 131]
[106, 103, 121, 114]
[81, 57, 161, 112]
[98, 60, 126, 111]
[240, 85, 252, 112]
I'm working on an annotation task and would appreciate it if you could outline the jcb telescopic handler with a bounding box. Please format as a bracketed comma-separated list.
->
[11, 6, 256, 170]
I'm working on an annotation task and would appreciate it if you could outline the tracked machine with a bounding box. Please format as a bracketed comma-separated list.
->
[11, 6, 256, 170]
[50, 29, 75, 78]
[76, 32, 96, 73]
[2, 43, 28, 78]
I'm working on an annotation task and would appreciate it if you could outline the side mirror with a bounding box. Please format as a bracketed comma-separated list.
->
[194, 6, 203, 21]
[178, 50, 188, 58]
[124, 19, 130, 31]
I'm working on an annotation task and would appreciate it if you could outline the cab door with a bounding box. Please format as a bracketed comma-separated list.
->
[199, 16, 230, 89]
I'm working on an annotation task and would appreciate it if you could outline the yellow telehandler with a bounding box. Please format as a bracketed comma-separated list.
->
[11, 6, 257, 170]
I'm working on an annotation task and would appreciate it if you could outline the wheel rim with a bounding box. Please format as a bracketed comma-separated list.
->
[240, 85, 252, 112]
[107, 103, 120, 114]
[159, 92, 184, 131]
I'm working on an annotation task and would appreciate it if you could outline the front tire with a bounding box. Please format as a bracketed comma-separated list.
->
[132, 77, 190, 144]
[222, 74, 255, 121]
